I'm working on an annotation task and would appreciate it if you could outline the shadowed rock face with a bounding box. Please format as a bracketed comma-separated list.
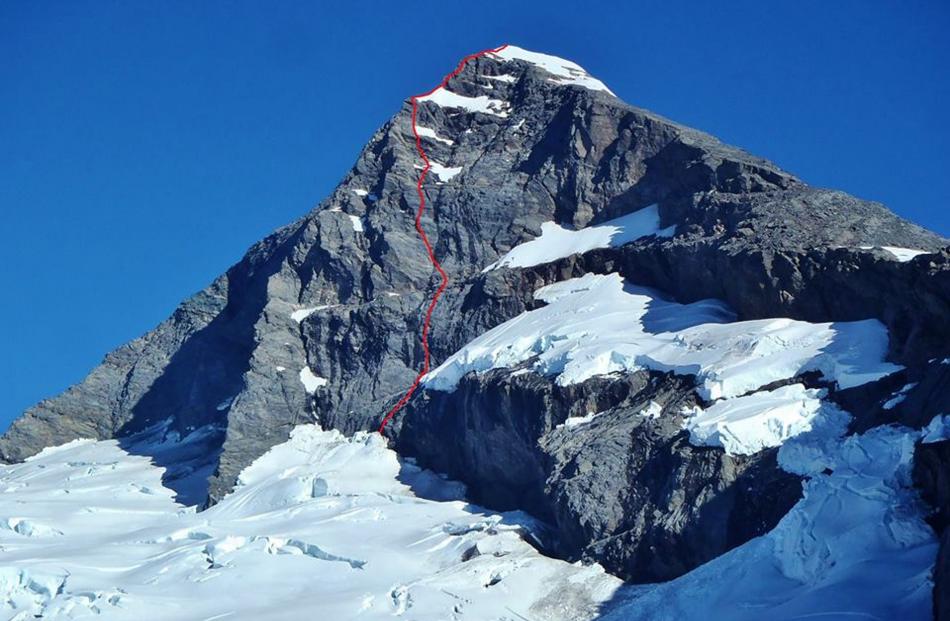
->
[396, 369, 803, 582]
[915, 439, 950, 621]
[2, 48, 948, 588]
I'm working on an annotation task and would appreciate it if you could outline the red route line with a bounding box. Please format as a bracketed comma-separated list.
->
[378, 43, 510, 433]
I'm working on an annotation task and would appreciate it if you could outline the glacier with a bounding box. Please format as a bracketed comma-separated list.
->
[0, 425, 622, 620]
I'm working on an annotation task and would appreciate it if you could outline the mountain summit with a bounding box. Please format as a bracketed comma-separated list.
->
[2, 45, 949, 620]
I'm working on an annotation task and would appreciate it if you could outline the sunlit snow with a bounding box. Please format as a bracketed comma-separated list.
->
[348, 214, 365, 233]
[492, 45, 614, 94]
[639, 401, 663, 419]
[417, 89, 510, 118]
[0, 427, 622, 620]
[427, 160, 463, 182]
[299, 366, 328, 393]
[415, 125, 454, 145]
[425, 273, 900, 400]
[290, 305, 331, 323]
[859, 245, 930, 262]
[683, 384, 836, 455]
[556, 411, 603, 430]
[484, 205, 674, 271]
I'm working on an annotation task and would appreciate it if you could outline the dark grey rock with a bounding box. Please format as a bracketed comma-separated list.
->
[914, 437, 950, 621]
[396, 369, 802, 582]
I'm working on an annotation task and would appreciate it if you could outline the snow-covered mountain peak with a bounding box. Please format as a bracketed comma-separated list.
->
[2, 42, 948, 621]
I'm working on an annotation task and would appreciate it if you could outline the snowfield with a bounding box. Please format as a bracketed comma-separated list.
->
[1, 413, 938, 620]
[425, 273, 900, 402]
[602, 420, 938, 620]
[483, 205, 674, 272]
[0, 426, 621, 620]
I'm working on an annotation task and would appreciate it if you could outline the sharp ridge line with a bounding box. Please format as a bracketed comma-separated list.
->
[378, 43, 510, 433]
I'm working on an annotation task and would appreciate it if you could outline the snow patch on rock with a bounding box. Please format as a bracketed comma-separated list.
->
[922, 414, 950, 444]
[859, 245, 930, 261]
[883, 382, 918, 410]
[484, 204, 674, 271]
[298, 366, 327, 393]
[557, 411, 603, 430]
[428, 160, 462, 182]
[291, 305, 331, 323]
[639, 401, 664, 419]
[415, 125, 454, 145]
[348, 214, 365, 233]
[417, 88, 510, 118]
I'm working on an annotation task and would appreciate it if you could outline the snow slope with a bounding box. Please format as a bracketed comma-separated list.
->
[682, 384, 836, 455]
[483, 205, 674, 272]
[425, 273, 901, 401]
[599, 419, 938, 620]
[0, 425, 621, 620]
[417, 89, 510, 118]
[492, 45, 614, 94]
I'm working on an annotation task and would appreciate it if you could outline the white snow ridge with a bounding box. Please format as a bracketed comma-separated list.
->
[425, 273, 900, 398]
[0, 426, 621, 620]
[492, 45, 614, 94]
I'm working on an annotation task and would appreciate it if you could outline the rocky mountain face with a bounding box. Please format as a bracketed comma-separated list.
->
[2, 45, 948, 615]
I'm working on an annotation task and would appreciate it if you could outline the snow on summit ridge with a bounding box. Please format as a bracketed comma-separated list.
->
[492, 45, 614, 94]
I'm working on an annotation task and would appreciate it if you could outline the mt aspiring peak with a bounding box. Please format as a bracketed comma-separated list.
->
[2, 44, 948, 621]
[3, 39, 945, 498]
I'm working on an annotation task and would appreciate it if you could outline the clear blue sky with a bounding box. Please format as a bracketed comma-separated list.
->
[2, 1, 948, 431]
